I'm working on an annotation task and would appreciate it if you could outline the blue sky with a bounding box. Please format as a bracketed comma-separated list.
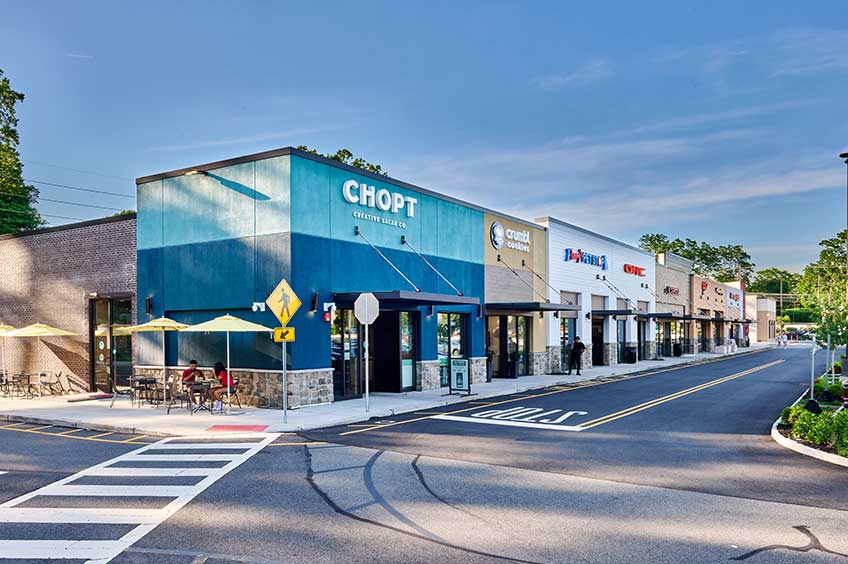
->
[2, 1, 847, 272]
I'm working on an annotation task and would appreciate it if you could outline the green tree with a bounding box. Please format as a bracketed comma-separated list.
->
[0, 68, 42, 233]
[796, 230, 847, 317]
[639, 233, 755, 282]
[749, 268, 801, 294]
[296, 146, 388, 176]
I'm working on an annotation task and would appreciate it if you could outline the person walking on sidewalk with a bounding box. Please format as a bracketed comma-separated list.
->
[566, 336, 586, 376]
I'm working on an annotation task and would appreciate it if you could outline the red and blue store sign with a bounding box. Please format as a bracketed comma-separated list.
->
[564, 248, 608, 270]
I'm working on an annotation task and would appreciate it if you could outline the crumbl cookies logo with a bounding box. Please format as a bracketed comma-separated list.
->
[490, 221, 505, 249]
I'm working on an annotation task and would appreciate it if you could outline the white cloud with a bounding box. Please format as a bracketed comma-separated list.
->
[534, 58, 612, 90]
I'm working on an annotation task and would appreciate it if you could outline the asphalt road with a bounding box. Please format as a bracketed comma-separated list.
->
[1, 345, 846, 564]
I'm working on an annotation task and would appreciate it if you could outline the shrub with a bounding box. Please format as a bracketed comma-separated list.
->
[792, 410, 817, 441]
[834, 410, 848, 446]
[814, 377, 827, 397]
[807, 414, 835, 446]
[785, 405, 806, 426]
[828, 381, 844, 400]
[781, 406, 793, 425]
[833, 362, 842, 375]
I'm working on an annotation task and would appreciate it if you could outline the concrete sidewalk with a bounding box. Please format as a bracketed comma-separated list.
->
[0, 344, 778, 437]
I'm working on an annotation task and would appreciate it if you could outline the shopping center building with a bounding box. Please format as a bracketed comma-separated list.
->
[538, 217, 656, 369]
[653, 251, 699, 356]
[137, 147, 575, 407]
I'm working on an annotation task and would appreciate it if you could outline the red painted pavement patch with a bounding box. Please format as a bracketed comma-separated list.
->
[206, 425, 269, 433]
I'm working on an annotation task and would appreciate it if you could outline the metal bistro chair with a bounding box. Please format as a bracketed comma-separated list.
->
[166, 375, 192, 415]
[0, 370, 9, 397]
[212, 379, 242, 414]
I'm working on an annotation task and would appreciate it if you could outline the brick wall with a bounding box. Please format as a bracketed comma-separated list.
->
[0, 216, 136, 392]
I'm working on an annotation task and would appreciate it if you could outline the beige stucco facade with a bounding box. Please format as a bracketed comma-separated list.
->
[483, 212, 549, 374]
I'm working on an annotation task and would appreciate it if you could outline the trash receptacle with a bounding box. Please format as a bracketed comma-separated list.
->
[624, 346, 638, 364]
[672, 343, 683, 357]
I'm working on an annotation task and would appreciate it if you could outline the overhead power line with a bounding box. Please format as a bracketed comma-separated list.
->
[0, 191, 124, 211]
[22, 159, 133, 181]
[0, 207, 86, 222]
[23, 179, 135, 200]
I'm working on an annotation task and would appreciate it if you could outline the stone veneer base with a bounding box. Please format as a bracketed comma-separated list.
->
[134, 366, 333, 409]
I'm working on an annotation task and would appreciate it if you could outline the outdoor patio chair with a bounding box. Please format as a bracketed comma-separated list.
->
[166, 375, 192, 415]
[212, 379, 242, 413]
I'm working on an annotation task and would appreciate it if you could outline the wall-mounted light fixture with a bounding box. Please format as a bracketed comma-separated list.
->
[585, 312, 591, 320]
[145, 297, 153, 315]
[311, 292, 320, 313]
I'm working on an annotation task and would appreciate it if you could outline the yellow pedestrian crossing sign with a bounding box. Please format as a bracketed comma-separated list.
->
[274, 327, 296, 343]
[266, 278, 301, 326]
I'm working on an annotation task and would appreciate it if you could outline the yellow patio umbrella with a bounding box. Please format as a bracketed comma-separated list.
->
[4, 324, 78, 391]
[180, 314, 273, 414]
[0, 324, 15, 382]
[125, 317, 189, 405]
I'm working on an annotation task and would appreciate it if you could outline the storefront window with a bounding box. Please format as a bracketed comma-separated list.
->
[616, 319, 626, 363]
[438, 313, 465, 387]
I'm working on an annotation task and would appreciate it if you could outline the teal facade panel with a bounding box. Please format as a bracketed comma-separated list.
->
[137, 180, 163, 250]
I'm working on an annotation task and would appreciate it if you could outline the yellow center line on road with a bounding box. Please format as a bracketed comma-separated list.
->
[577, 359, 785, 430]
[338, 348, 775, 436]
[267, 441, 328, 447]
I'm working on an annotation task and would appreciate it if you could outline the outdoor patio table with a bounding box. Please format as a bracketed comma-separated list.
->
[190, 381, 213, 414]
[130, 376, 157, 406]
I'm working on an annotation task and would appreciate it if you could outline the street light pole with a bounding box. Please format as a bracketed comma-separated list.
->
[840, 153, 848, 305]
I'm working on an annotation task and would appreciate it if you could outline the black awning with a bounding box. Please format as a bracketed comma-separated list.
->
[485, 302, 579, 316]
[592, 309, 636, 317]
[637, 312, 679, 319]
[333, 290, 480, 310]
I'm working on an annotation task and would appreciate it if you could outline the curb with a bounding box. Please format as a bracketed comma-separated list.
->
[771, 417, 848, 468]
[1, 345, 776, 436]
[0, 413, 172, 438]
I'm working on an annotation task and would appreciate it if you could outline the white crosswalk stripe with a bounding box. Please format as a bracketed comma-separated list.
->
[0, 432, 278, 563]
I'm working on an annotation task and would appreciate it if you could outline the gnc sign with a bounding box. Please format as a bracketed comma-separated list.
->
[623, 263, 646, 277]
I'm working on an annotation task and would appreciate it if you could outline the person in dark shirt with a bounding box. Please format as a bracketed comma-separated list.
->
[566, 336, 586, 376]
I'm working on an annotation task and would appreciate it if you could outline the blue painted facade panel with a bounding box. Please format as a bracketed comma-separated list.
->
[137, 150, 487, 376]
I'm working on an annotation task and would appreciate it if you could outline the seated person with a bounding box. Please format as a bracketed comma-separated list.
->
[208, 361, 234, 409]
[182, 360, 203, 385]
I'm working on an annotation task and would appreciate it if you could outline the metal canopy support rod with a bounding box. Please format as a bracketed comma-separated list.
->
[497, 255, 550, 303]
[597, 275, 635, 309]
[355, 226, 420, 292]
[521, 259, 561, 299]
[401, 235, 463, 296]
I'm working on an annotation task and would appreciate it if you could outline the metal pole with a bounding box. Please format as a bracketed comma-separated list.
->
[225, 331, 231, 414]
[810, 335, 816, 401]
[829, 335, 834, 385]
[162, 332, 167, 408]
[365, 322, 370, 412]
[282, 340, 288, 424]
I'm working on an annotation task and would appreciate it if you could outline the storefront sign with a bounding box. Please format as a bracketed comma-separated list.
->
[342, 180, 418, 227]
[664, 286, 680, 295]
[623, 263, 646, 276]
[564, 248, 607, 270]
[490, 221, 530, 252]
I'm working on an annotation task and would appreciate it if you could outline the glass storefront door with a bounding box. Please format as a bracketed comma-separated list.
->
[438, 313, 466, 387]
[616, 319, 626, 363]
[487, 315, 531, 378]
[560, 317, 576, 369]
[331, 309, 362, 399]
[400, 312, 415, 391]
[591, 317, 604, 366]
[90, 297, 133, 393]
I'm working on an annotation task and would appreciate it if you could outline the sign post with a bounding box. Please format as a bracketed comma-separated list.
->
[267, 280, 301, 425]
[810, 335, 816, 400]
[354, 293, 379, 412]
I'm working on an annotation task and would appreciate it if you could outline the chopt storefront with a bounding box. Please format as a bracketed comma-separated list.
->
[483, 213, 569, 378]
[538, 217, 656, 369]
[136, 147, 485, 408]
